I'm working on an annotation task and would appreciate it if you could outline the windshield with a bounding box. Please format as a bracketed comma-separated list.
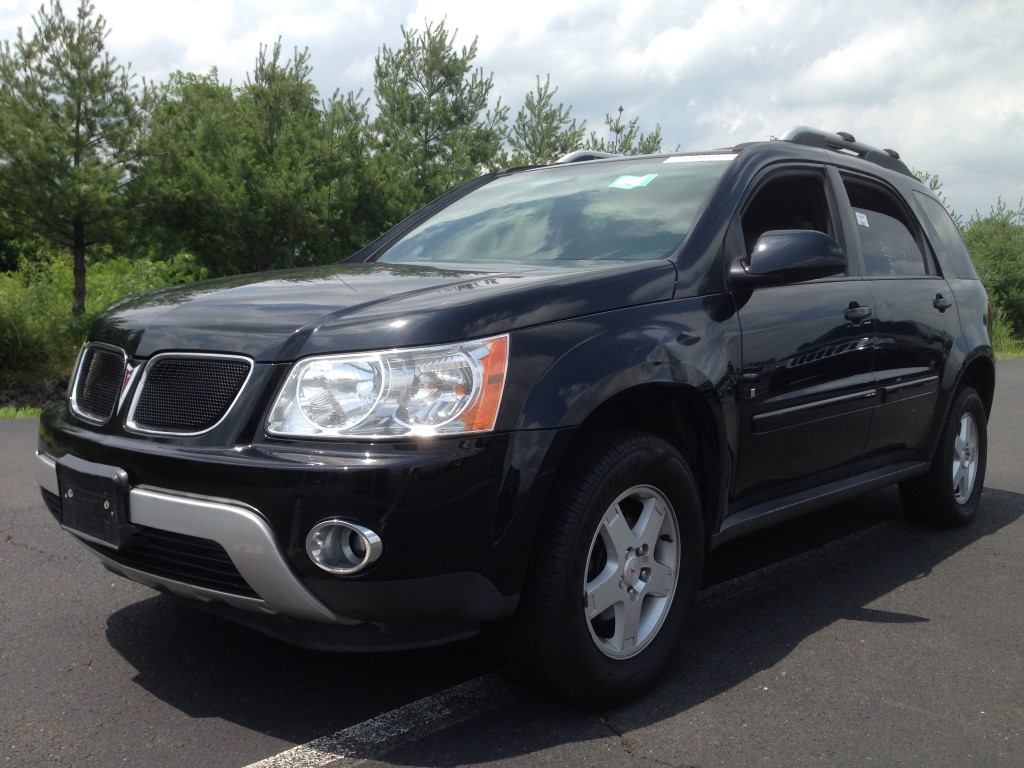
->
[375, 155, 735, 267]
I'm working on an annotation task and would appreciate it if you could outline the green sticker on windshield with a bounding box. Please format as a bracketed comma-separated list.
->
[608, 173, 657, 190]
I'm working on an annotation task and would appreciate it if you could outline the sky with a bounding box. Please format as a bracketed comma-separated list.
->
[2, 0, 1022, 219]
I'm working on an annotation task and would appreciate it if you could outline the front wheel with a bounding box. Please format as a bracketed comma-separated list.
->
[504, 431, 704, 707]
[900, 386, 987, 527]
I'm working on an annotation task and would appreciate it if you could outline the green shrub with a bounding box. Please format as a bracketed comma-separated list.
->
[0, 250, 207, 393]
[964, 201, 1024, 338]
[991, 306, 1024, 359]
[1, 254, 79, 388]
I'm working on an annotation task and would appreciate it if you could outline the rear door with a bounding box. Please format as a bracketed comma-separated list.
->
[838, 173, 960, 470]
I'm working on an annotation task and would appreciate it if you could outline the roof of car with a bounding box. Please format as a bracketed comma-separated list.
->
[553, 127, 914, 180]
[771, 126, 913, 177]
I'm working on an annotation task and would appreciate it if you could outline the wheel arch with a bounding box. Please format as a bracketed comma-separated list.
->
[956, 352, 996, 419]
[548, 383, 727, 549]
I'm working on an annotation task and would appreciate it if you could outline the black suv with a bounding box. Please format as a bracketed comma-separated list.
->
[37, 127, 994, 705]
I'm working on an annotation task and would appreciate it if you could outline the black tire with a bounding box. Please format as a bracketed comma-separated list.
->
[503, 431, 703, 707]
[900, 386, 987, 527]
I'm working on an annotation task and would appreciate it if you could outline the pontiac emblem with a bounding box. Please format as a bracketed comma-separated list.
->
[117, 362, 137, 410]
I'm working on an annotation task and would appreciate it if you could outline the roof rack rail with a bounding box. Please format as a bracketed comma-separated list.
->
[555, 150, 619, 164]
[779, 126, 913, 178]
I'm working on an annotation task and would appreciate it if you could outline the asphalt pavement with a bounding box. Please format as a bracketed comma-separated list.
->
[2, 361, 1022, 767]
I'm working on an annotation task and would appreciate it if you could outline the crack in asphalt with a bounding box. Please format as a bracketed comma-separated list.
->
[2, 531, 57, 558]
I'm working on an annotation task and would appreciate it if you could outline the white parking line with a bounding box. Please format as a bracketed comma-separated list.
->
[244, 673, 528, 768]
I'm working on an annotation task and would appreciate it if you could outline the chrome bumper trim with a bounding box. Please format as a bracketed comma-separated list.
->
[129, 488, 341, 623]
[36, 452, 343, 624]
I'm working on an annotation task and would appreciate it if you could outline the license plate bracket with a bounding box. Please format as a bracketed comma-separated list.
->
[57, 455, 135, 549]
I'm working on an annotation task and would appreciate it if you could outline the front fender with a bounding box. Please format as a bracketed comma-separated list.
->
[486, 294, 741, 596]
[503, 294, 740, 433]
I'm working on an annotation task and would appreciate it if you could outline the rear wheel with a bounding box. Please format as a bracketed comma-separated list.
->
[900, 386, 987, 527]
[504, 431, 703, 707]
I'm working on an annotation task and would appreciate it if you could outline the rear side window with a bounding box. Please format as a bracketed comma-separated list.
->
[914, 192, 978, 279]
[843, 176, 929, 277]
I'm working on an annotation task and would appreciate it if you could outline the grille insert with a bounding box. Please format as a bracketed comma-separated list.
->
[70, 344, 127, 424]
[127, 354, 252, 435]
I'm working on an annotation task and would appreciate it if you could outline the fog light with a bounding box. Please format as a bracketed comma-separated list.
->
[306, 519, 382, 574]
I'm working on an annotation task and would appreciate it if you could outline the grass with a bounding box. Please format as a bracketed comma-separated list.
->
[991, 309, 1024, 359]
[995, 340, 1024, 358]
[0, 406, 42, 419]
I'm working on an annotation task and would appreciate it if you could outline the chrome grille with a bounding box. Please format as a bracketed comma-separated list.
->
[70, 343, 127, 424]
[127, 354, 252, 435]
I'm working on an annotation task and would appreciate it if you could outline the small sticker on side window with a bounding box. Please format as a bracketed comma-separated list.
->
[856, 211, 870, 227]
[608, 174, 657, 190]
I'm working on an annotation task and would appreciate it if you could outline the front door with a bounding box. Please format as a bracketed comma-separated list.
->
[731, 167, 877, 506]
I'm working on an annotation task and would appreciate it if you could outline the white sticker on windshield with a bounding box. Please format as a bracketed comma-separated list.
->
[856, 211, 870, 227]
[608, 174, 658, 190]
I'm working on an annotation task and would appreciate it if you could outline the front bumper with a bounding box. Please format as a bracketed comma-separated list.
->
[38, 405, 566, 650]
[38, 452, 340, 621]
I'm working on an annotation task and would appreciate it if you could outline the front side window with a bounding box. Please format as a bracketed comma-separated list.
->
[375, 156, 735, 267]
[740, 170, 836, 256]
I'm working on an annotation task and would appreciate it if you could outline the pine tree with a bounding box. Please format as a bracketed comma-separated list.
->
[506, 75, 586, 166]
[584, 106, 663, 156]
[0, 0, 149, 314]
[136, 44, 344, 274]
[372, 21, 508, 220]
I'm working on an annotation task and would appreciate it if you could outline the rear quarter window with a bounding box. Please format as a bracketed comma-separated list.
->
[914, 192, 979, 280]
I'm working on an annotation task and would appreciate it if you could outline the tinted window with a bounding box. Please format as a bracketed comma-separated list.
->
[741, 171, 835, 256]
[376, 157, 734, 267]
[843, 176, 929, 277]
[914, 192, 978, 279]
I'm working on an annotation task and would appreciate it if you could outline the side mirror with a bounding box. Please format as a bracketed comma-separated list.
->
[729, 230, 847, 288]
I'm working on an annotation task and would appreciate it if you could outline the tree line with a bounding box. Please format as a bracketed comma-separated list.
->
[0, 1, 662, 315]
[1, 1, 1021, 397]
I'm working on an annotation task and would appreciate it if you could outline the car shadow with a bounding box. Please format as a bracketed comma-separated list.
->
[104, 485, 1022, 759]
[104, 593, 504, 744]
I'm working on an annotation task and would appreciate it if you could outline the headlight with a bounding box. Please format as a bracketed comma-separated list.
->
[266, 335, 509, 438]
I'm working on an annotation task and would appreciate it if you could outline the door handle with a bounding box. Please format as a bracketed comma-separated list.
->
[844, 303, 872, 323]
[933, 294, 953, 312]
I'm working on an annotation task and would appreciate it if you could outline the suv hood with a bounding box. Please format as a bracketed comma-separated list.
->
[91, 261, 677, 360]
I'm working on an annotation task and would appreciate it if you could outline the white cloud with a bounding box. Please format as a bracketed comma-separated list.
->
[1, 0, 1022, 215]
